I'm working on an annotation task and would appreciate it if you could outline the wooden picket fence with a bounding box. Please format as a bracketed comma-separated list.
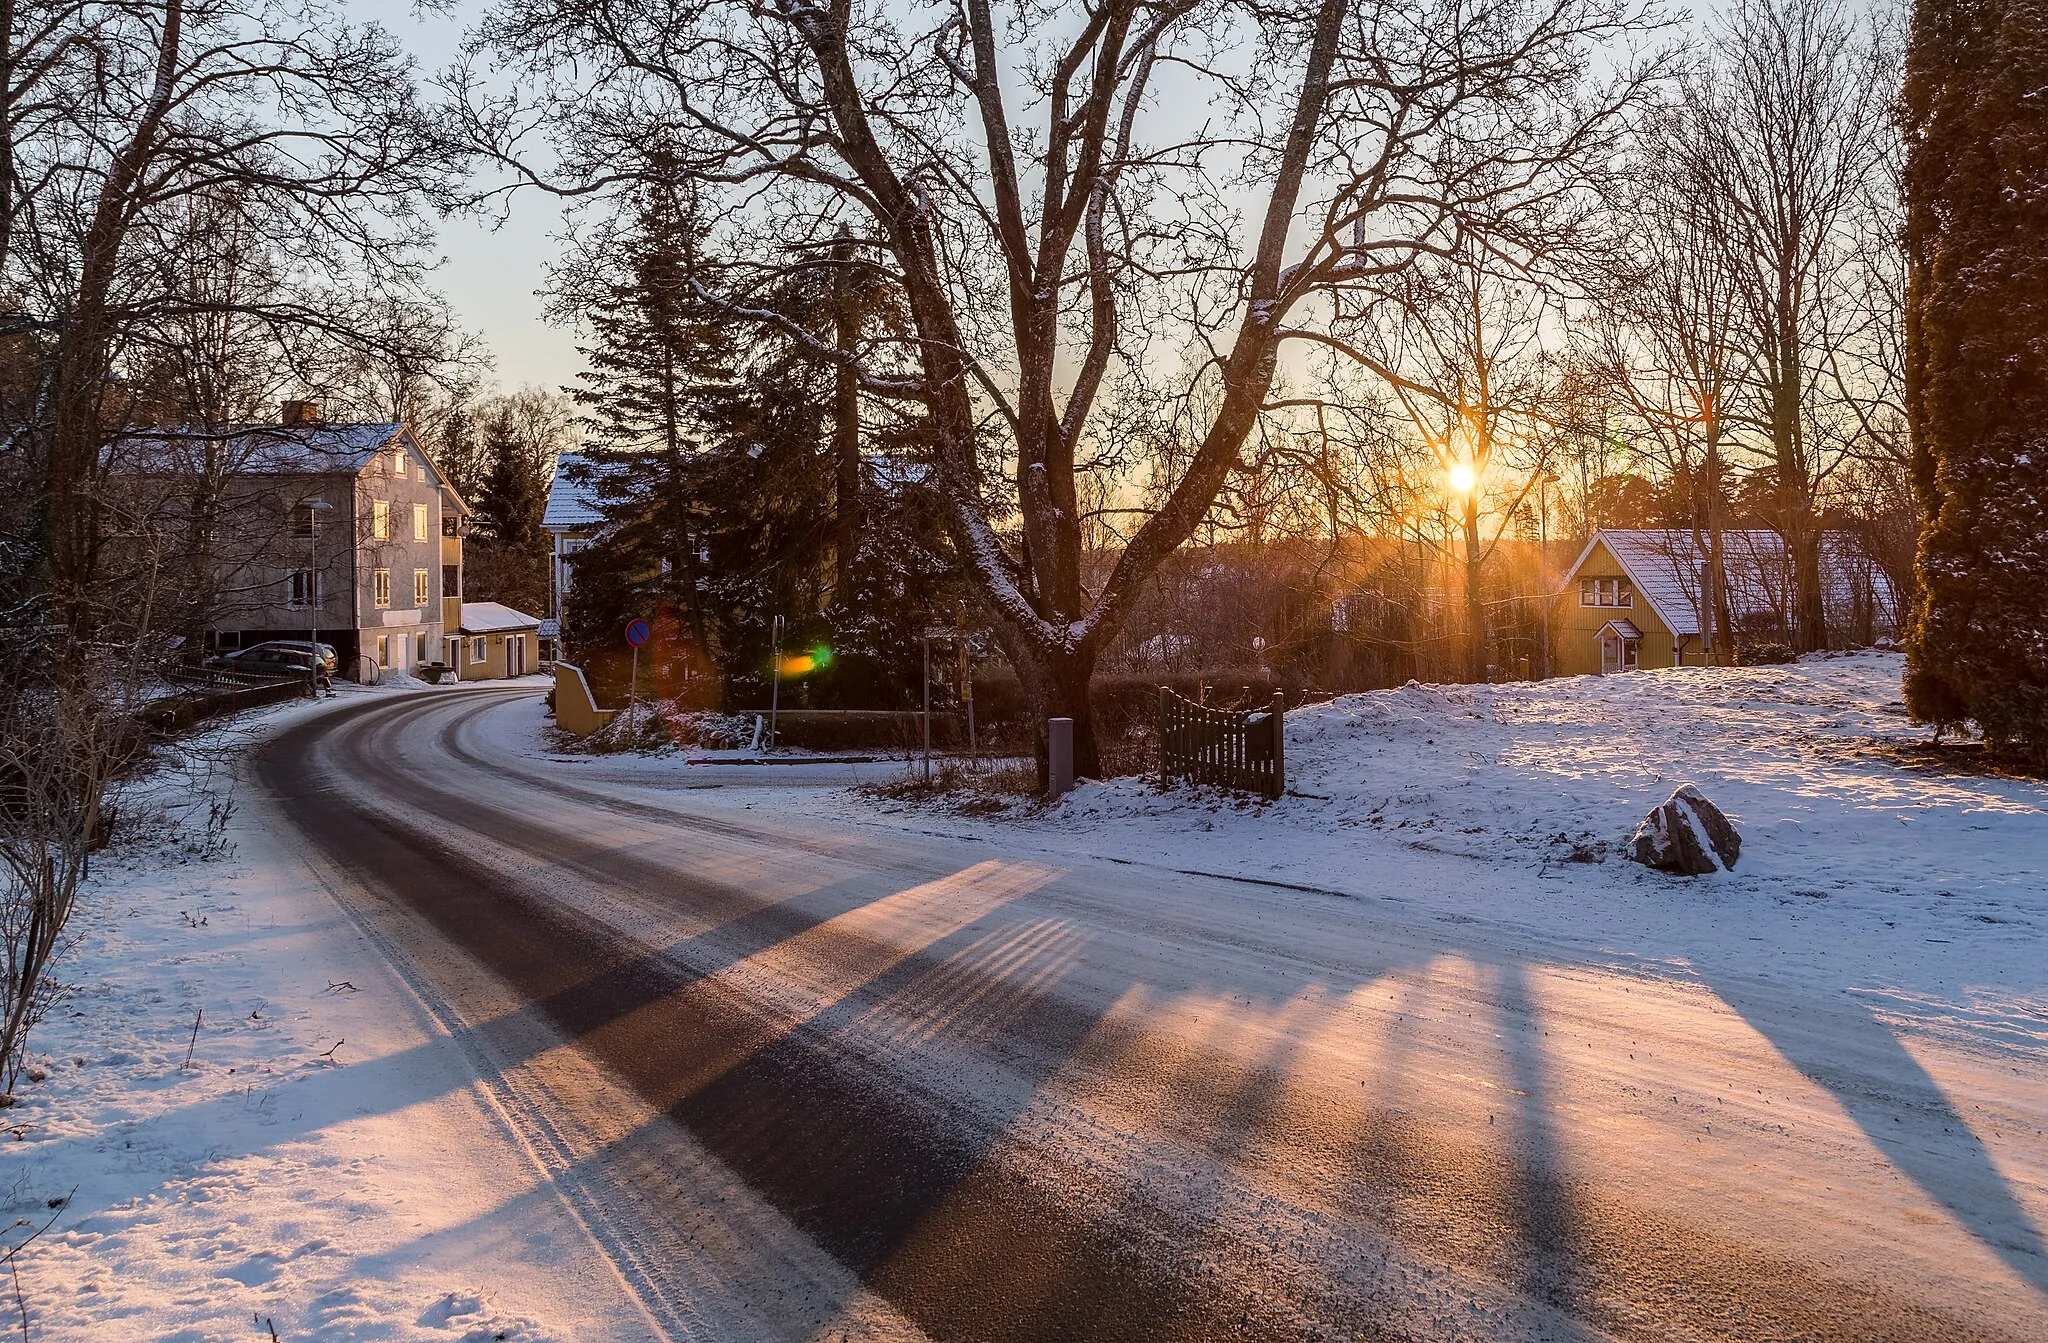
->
[1157, 687, 1285, 799]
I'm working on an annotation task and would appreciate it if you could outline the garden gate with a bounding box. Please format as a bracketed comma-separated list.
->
[1157, 688, 1285, 799]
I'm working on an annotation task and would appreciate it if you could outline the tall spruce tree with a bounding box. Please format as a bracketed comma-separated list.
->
[1901, 0, 2048, 759]
[563, 185, 951, 709]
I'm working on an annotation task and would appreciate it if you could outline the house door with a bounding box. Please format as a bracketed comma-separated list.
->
[1599, 633, 1641, 673]
[510, 636, 525, 677]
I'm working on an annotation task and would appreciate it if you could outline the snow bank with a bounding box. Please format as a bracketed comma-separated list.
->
[0, 692, 650, 1342]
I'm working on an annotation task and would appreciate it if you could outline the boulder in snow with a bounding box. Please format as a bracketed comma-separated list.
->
[1630, 785, 1741, 875]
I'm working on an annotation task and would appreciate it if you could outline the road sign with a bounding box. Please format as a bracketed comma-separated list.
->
[624, 618, 651, 647]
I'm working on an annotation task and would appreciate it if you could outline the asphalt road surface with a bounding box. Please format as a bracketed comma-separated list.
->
[257, 688, 2048, 1343]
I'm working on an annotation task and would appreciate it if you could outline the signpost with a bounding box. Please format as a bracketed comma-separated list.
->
[922, 625, 959, 784]
[767, 615, 785, 752]
[624, 618, 651, 732]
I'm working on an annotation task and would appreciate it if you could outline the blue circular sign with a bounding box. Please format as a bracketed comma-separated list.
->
[624, 619, 652, 647]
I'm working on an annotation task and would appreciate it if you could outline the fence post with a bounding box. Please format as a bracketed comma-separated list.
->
[1269, 689, 1286, 799]
[1158, 686, 1171, 787]
[1047, 717, 1075, 799]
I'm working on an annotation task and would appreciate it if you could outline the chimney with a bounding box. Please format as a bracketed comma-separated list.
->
[280, 398, 321, 426]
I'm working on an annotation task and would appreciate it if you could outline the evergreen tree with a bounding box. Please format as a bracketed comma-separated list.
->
[465, 391, 571, 614]
[1901, 0, 2048, 760]
[562, 184, 953, 710]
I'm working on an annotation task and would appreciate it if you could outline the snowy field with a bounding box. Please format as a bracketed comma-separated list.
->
[541, 651, 2048, 1056]
[0, 684, 645, 1342]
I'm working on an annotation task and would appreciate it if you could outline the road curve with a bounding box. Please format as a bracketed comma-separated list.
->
[255, 688, 2048, 1343]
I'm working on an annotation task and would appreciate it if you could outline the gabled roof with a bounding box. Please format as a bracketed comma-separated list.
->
[457, 601, 541, 634]
[1564, 528, 1897, 638]
[543, 452, 624, 530]
[118, 421, 415, 476]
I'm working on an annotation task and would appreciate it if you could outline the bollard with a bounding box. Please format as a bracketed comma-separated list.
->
[1047, 716, 1075, 799]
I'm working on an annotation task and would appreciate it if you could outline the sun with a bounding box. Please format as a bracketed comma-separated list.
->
[1447, 462, 1478, 495]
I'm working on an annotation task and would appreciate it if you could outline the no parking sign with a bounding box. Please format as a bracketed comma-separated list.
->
[624, 618, 651, 647]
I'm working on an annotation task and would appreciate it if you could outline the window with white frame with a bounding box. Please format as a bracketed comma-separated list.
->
[373, 569, 391, 608]
[372, 499, 390, 540]
[413, 568, 430, 606]
[471, 637, 485, 661]
[1579, 576, 1635, 608]
[377, 634, 391, 667]
[391, 448, 407, 478]
[413, 503, 429, 540]
[286, 570, 319, 608]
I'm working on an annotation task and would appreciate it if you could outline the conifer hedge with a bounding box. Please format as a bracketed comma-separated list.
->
[1901, 0, 2048, 762]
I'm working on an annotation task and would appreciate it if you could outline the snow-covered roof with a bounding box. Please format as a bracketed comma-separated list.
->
[1567, 529, 1896, 638]
[543, 453, 623, 531]
[458, 601, 542, 634]
[1597, 617, 1644, 639]
[117, 422, 414, 476]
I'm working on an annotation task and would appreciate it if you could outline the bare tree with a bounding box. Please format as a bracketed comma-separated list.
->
[1686, 0, 1895, 652]
[1588, 95, 1753, 663]
[456, 0, 1657, 772]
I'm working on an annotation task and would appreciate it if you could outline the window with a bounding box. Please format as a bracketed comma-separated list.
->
[413, 568, 431, 606]
[286, 570, 320, 608]
[442, 564, 460, 598]
[1579, 577, 1634, 608]
[413, 503, 429, 541]
[372, 499, 390, 540]
[415, 633, 428, 663]
[377, 634, 391, 668]
[471, 637, 485, 662]
[562, 538, 589, 555]
[291, 504, 318, 538]
[391, 448, 407, 478]
[442, 514, 460, 537]
[373, 569, 391, 608]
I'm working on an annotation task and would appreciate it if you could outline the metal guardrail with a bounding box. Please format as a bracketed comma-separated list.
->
[1158, 687, 1285, 799]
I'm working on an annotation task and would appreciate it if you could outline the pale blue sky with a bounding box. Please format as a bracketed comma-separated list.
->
[356, 0, 584, 392]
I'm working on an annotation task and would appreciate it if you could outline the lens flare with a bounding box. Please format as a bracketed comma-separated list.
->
[776, 646, 834, 677]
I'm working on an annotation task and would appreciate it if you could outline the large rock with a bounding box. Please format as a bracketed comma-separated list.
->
[1630, 785, 1742, 875]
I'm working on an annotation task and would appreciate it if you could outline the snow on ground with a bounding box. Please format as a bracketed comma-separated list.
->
[0, 683, 652, 1342]
[529, 651, 2048, 1061]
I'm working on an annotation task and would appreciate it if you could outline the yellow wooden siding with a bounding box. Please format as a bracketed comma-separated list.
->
[1551, 539, 1680, 676]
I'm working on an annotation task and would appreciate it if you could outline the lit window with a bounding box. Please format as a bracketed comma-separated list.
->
[413, 569, 430, 606]
[392, 449, 407, 478]
[377, 634, 391, 667]
[413, 503, 429, 541]
[372, 499, 390, 540]
[373, 569, 391, 608]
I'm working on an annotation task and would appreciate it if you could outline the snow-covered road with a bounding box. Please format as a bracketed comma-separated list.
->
[245, 682, 2048, 1342]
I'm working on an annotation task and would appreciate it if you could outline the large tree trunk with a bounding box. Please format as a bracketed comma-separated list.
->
[1002, 633, 1102, 789]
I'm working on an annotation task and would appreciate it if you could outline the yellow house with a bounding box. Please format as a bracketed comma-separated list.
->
[1553, 528, 1899, 675]
[1552, 531, 1723, 675]
[451, 601, 543, 680]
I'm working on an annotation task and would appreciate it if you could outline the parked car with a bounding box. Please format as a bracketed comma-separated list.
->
[206, 640, 337, 675]
[204, 644, 329, 679]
